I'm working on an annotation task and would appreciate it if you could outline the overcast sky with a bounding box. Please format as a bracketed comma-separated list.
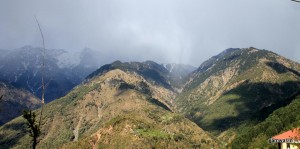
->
[0, 0, 300, 66]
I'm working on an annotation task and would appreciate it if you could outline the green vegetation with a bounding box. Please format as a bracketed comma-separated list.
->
[4, 47, 300, 148]
[175, 48, 300, 145]
[231, 96, 300, 148]
[0, 82, 102, 148]
[23, 110, 41, 149]
[134, 128, 171, 139]
[0, 67, 218, 148]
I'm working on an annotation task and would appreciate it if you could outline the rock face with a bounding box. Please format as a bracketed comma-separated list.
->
[0, 81, 41, 125]
[0, 62, 219, 149]
[175, 47, 300, 143]
[0, 46, 101, 103]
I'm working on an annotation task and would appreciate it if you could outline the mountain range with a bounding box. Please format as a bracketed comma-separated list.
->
[1, 47, 300, 148]
[0, 60, 215, 148]
[0, 45, 102, 103]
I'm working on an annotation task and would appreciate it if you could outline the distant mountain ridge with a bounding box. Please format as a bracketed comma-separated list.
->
[0, 46, 101, 102]
[87, 60, 196, 90]
[0, 81, 41, 125]
[0, 46, 195, 103]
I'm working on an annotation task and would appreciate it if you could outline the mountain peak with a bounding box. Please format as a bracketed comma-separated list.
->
[217, 48, 240, 56]
[176, 47, 300, 144]
[87, 60, 196, 91]
[0, 46, 102, 103]
[197, 47, 273, 73]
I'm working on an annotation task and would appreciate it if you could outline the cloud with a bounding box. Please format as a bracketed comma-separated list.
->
[0, 0, 300, 66]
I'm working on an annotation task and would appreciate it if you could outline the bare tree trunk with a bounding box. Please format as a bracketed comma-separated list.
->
[35, 16, 45, 128]
[291, 0, 300, 3]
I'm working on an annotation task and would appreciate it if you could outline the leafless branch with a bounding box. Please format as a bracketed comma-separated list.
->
[291, 0, 300, 3]
[35, 78, 52, 93]
[45, 79, 52, 89]
[0, 95, 2, 112]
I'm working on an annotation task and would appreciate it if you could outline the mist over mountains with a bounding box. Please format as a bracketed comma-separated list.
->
[0, 46, 197, 103]
[1, 47, 300, 148]
[0, 45, 102, 103]
[1, 1, 299, 148]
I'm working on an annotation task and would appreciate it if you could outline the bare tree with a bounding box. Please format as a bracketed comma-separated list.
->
[0, 95, 3, 112]
[35, 16, 46, 128]
[23, 16, 46, 149]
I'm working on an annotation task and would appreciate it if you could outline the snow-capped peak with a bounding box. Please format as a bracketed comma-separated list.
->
[56, 50, 81, 68]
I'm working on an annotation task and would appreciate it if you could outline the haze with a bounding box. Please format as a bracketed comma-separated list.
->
[1, 0, 300, 66]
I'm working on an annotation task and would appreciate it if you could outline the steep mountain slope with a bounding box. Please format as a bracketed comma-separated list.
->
[175, 47, 300, 143]
[0, 46, 101, 102]
[0, 62, 219, 148]
[231, 96, 300, 148]
[0, 81, 41, 125]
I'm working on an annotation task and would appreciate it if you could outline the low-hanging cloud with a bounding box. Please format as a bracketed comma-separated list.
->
[0, 0, 300, 66]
